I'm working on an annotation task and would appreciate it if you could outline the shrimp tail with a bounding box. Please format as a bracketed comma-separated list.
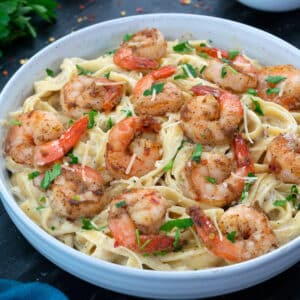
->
[151, 65, 177, 79]
[233, 133, 254, 171]
[34, 116, 88, 166]
[191, 85, 221, 98]
[196, 47, 229, 59]
[140, 235, 175, 253]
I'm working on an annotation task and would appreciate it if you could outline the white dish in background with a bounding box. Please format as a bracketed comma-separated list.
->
[237, 0, 300, 12]
[0, 14, 300, 299]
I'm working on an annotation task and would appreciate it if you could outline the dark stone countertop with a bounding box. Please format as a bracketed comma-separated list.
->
[0, 1, 299, 299]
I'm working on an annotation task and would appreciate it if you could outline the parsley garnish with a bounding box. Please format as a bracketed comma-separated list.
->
[123, 33, 132, 42]
[40, 163, 62, 190]
[103, 71, 110, 79]
[107, 117, 114, 130]
[46, 68, 54, 77]
[173, 41, 193, 53]
[36, 205, 45, 211]
[72, 195, 80, 201]
[164, 159, 174, 172]
[153, 250, 167, 256]
[9, 119, 21, 126]
[247, 88, 257, 96]
[105, 49, 117, 55]
[28, 171, 40, 180]
[221, 65, 227, 78]
[265, 75, 286, 84]
[68, 119, 74, 126]
[81, 217, 106, 231]
[227, 231, 236, 243]
[273, 200, 286, 207]
[240, 173, 256, 202]
[199, 42, 207, 47]
[251, 97, 264, 116]
[39, 196, 46, 204]
[67, 150, 78, 164]
[143, 83, 165, 96]
[173, 228, 180, 249]
[160, 218, 193, 232]
[266, 88, 280, 95]
[76, 64, 92, 76]
[199, 52, 208, 59]
[86, 109, 98, 129]
[228, 50, 239, 60]
[191, 143, 202, 163]
[51, 226, 56, 231]
[140, 239, 152, 250]
[115, 200, 127, 208]
[205, 176, 216, 184]
[273, 185, 299, 208]
[222, 58, 230, 64]
[121, 108, 133, 117]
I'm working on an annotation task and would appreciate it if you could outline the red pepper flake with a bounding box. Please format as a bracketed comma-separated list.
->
[136, 7, 143, 13]
[2, 70, 8, 76]
[180, 0, 191, 5]
[89, 14, 95, 22]
[79, 4, 85, 10]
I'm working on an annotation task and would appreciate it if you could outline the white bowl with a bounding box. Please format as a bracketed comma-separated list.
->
[237, 0, 300, 12]
[0, 14, 300, 299]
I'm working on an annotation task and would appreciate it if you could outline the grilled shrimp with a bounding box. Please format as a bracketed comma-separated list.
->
[106, 116, 161, 179]
[114, 28, 167, 71]
[132, 65, 184, 116]
[108, 189, 175, 253]
[180, 85, 243, 145]
[257, 65, 300, 110]
[266, 134, 300, 184]
[61, 75, 123, 119]
[188, 205, 277, 262]
[4, 110, 88, 167]
[184, 134, 254, 207]
[196, 46, 258, 93]
[48, 165, 105, 219]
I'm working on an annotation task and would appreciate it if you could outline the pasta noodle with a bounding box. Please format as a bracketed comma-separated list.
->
[4, 34, 300, 271]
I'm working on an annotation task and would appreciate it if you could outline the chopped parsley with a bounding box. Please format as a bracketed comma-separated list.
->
[72, 195, 80, 201]
[103, 71, 110, 79]
[205, 176, 216, 184]
[81, 217, 106, 231]
[153, 250, 167, 256]
[86, 109, 98, 129]
[273, 185, 299, 208]
[228, 50, 239, 60]
[251, 97, 264, 116]
[76, 64, 92, 75]
[265, 75, 286, 84]
[68, 119, 74, 126]
[199, 65, 206, 74]
[174, 63, 197, 80]
[173, 41, 193, 53]
[266, 88, 280, 95]
[39, 196, 46, 204]
[221, 58, 230, 64]
[221, 65, 227, 78]
[107, 117, 114, 130]
[121, 108, 133, 117]
[143, 83, 165, 96]
[115, 200, 127, 208]
[28, 171, 40, 180]
[199, 42, 207, 47]
[191, 143, 202, 163]
[164, 159, 174, 172]
[51, 226, 56, 231]
[160, 218, 193, 232]
[173, 228, 180, 249]
[240, 172, 256, 202]
[40, 163, 62, 190]
[135, 228, 141, 247]
[273, 200, 286, 207]
[9, 119, 21, 126]
[140, 239, 152, 250]
[46, 68, 55, 77]
[227, 65, 238, 75]
[67, 150, 79, 164]
[36, 205, 45, 211]
[123, 33, 132, 42]
[227, 231, 236, 243]
[247, 88, 257, 96]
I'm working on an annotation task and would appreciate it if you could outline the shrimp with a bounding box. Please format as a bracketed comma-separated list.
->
[187, 205, 277, 262]
[113, 28, 167, 70]
[257, 65, 300, 110]
[108, 189, 175, 253]
[180, 85, 243, 145]
[184, 134, 254, 207]
[132, 65, 184, 116]
[106, 116, 161, 179]
[4, 110, 88, 167]
[48, 164, 105, 219]
[266, 134, 300, 184]
[61, 75, 123, 119]
[196, 46, 257, 93]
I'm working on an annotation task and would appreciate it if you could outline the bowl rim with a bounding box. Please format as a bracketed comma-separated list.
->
[1, 13, 300, 279]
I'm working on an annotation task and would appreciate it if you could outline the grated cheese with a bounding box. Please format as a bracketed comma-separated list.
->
[163, 120, 182, 129]
[150, 88, 157, 102]
[211, 210, 223, 241]
[278, 81, 286, 97]
[95, 81, 127, 86]
[243, 104, 254, 144]
[217, 50, 222, 60]
[231, 172, 257, 182]
[125, 153, 137, 175]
